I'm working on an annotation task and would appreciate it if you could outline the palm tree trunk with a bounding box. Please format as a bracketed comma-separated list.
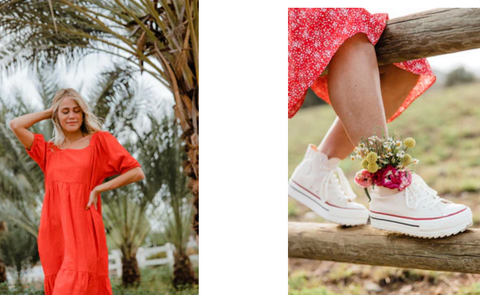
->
[176, 93, 199, 238]
[121, 250, 141, 288]
[174, 91, 200, 237]
[172, 249, 197, 288]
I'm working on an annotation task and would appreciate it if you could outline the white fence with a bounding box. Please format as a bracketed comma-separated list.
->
[109, 242, 200, 278]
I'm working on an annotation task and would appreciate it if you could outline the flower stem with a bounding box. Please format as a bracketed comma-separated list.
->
[364, 188, 371, 202]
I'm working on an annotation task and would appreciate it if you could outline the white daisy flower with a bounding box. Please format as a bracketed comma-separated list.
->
[395, 140, 402, 147]
[397, 151, 405, 158]
[383, 141, 391, 148]
[351, 155, 355, 161]
[413, 158, 419, 164]
[359, 143, 365, 148]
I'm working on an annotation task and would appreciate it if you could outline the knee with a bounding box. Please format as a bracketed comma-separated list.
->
[342, 33, 373, 53]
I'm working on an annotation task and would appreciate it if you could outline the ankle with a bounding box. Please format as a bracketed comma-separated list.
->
[377, 186, 400, 197]
[317, 146, 351, 160]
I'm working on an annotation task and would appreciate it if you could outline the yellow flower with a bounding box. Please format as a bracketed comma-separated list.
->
[366, 152, 378, 163]
[404, 138, 416, 148]
[403, 154, 413, 166]
[367, 163, 379, 173]
[361, 159, 368, 169]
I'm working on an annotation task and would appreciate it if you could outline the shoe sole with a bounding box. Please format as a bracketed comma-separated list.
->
[369, 208, 473, 239]
[288, 179, 369, 226]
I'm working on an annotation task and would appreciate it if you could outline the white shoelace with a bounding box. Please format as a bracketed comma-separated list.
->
[319, 167, 357, 202]
[405, 174, 449, 210]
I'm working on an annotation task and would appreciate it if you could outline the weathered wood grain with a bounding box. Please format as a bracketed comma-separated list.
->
[375, 8, 480, 65]
[288, 222, 480, 274]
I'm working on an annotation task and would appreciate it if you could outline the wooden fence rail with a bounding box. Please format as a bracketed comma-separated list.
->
[375, 8, 480, 65]
[322, 8, 480, 75]
[288, 222, 480, 274]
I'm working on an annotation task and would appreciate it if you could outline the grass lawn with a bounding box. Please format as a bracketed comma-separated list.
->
[0, 266, 198, 295]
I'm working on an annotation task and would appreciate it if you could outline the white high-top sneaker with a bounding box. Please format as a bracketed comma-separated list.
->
[369, 173, 473, 238]
[288, 144, 369, 226]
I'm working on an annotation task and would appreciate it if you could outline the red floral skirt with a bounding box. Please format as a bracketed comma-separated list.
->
[288, 8, 436, 122]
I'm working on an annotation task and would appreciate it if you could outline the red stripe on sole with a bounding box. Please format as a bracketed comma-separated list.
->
[326, 202, 365, 210]
[369, 207, 467, 220]
[291, 180, 363, 210]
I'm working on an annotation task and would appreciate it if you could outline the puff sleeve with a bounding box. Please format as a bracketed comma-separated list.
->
[97, 131, 142, 179]
[25, 133, 48, 173]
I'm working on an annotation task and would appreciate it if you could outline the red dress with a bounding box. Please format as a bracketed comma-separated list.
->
[288, 8, 436, 122]
[25, 130, 142, 295]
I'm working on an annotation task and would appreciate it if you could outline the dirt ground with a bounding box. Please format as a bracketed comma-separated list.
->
[288, 257, 480, 295]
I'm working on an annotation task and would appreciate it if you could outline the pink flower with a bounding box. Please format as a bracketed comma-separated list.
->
[371, 169, 384, 186]
[379, 165, 412, 191]
[354, 169, 373, 188]
[396, 169, 412, 191]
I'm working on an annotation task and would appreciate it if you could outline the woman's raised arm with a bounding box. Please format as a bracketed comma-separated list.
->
[9, 107, 53, 150]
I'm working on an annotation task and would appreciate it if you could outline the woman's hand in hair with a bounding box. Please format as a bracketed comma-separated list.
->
[46, 106, 53, 119]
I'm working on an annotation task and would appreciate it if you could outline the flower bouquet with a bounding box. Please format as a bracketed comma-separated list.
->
[350, 133, 419, 201]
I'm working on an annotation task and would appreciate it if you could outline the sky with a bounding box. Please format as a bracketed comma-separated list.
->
[0, 39, 173, 112]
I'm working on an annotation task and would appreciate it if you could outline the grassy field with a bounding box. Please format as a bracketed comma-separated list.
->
[288, 81, 480, 295]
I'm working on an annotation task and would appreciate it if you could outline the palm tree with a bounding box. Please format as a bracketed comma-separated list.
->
[0, 86, 51, 240]
[0, 223, 40, 288]
[0, 0, 200, 238]
[102, 187, 151, 288]
[129, 108, 197, 288]
[0, 82, 49, 286]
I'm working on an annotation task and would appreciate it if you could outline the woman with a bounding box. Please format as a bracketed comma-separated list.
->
[9, 88, 145, 294]
[288, 8, 472, 238]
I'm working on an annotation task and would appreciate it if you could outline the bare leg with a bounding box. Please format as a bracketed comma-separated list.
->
[379, 64, 420, 118]
[327, 33, 387, 145]
[318, 34, 419, 159]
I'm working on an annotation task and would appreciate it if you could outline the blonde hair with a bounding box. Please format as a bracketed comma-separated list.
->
[50, 88, 104, 150]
